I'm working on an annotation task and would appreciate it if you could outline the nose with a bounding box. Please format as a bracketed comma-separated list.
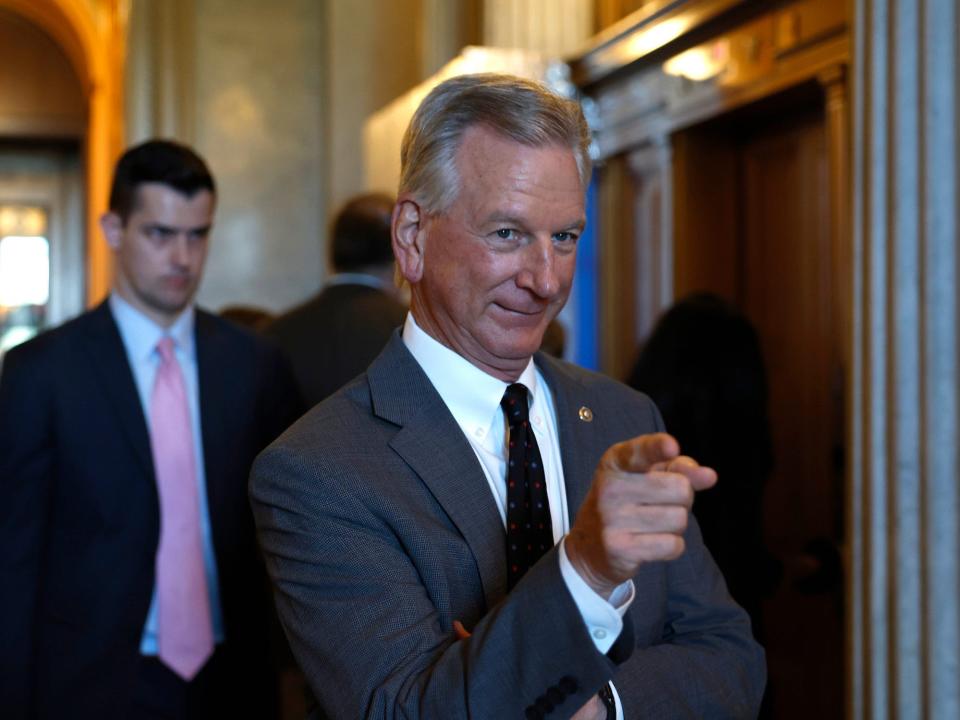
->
[516, 237, 561, 299]
[170, 234, 191, 267]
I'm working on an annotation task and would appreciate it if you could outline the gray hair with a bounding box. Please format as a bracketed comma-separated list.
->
[399, 73, 591, 214]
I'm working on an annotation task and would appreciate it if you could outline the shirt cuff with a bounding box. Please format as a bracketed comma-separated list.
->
[557, 536, 636, 654]
[610, 681, 624, 720]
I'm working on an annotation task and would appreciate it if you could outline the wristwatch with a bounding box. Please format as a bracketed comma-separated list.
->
[598, 682, 616, 720]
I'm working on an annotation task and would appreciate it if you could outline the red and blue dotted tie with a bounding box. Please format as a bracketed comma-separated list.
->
[501, 383, 554, 591]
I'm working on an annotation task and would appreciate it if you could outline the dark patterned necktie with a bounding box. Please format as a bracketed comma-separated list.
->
[501, 383, 554, 590]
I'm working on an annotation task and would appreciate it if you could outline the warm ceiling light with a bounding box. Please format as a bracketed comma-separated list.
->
[663, 41, 729, 82]
[624, 18, 689, 60]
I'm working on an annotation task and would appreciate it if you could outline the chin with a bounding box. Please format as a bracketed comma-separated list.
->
[480, 320, 549, 361]
[149, 295, 191, 318]
[492, 337, 544, 361]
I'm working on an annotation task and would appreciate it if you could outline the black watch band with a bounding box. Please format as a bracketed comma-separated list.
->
[598, 682, 616, 720]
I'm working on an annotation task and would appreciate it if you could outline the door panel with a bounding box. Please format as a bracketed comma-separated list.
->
[740, 112, 843, 719]
[671, 97, 844, 718]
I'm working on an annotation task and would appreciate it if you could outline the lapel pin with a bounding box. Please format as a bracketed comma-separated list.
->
[578, 406, 593, 422]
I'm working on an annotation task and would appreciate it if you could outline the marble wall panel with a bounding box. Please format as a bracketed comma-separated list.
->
[192, 0, 324, 313]
[327, 0, 421, 211]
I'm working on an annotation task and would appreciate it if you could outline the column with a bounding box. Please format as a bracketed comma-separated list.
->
[849, 1, 959, 718]
[124, 0, 195, 144]
[627, 134, 672, 345]
[483, 0, 593, 56]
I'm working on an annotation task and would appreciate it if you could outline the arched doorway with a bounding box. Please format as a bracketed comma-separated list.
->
[0, 0, 124, 311]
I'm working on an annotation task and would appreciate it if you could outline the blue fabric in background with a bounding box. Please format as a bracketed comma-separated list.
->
[570, 172, 599, 371]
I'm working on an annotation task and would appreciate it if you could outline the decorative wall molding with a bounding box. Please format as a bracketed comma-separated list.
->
[574, 0, 848, 160]
[569, 0, 747, 88]
[483, 0, 593, 57]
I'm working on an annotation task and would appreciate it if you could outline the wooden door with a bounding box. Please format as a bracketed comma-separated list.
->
[740, 110, 844, 719]
[672, 95, 845, 718]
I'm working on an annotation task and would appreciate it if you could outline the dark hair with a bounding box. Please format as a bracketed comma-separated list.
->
[628, 293, 772, 477]
[330, 193, 396, 272]
[109, 139, 215, 222]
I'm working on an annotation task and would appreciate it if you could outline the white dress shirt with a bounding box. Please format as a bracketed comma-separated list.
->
[402, 314, 631, 716]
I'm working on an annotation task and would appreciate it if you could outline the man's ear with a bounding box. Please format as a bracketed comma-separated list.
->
[99, 211, 123, 251]
[392, 199, 427, 284]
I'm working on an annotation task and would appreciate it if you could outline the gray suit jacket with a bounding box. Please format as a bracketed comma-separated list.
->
[250, 333, 765, 719]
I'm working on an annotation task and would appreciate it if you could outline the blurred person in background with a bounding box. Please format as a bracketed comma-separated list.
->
[627, 292, 781, 637]
[265, 192, 406, 408]
[0, 139, 301, 719]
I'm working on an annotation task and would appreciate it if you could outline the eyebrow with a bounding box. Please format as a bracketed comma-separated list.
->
[484, 213, 587, 232]
[143, 222, 212, 235]
[559, 219, 587, 233]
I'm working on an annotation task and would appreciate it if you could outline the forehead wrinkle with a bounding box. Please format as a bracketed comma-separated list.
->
[453, 126, 583, 229]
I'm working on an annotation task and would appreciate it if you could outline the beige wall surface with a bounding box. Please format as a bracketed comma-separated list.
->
[192, 0, 325, 314]
[124, 0, 469, 314]
[143, 0, 424, 313]
[326, 0, 421, 211]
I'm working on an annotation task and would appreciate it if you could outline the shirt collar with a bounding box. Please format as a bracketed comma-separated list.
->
[325, 272, 392, 293]
[401, 312, 539, 437]
[109, 292, 196, 363]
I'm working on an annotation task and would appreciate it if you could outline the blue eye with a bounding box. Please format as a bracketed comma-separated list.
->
[496, 228, 516, 239]
[553, 231, 579, 244]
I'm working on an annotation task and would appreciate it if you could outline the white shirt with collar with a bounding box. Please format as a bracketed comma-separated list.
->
[402, 313, 632, 716]
[108, 293, 225, 652]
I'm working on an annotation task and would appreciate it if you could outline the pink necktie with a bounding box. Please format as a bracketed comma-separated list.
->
[150, 336, 213, 680]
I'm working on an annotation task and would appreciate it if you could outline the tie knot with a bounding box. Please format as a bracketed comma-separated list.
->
[156, 336, 176, 364]
[501, 383, 530, 424]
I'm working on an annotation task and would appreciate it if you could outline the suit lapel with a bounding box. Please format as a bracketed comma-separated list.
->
[535, 353, 599, 528]
[195, 311, 231, 549]
[80, 301, 154, 480]
[367, 335, 507, 610]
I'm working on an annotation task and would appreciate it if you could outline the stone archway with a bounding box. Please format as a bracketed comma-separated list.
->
[0, 0, 125, 305]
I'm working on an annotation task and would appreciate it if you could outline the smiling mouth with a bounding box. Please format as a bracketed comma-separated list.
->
[494, 302, 547, 317]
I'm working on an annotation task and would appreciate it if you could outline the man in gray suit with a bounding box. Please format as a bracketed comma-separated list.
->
[250, 74, 765, 719]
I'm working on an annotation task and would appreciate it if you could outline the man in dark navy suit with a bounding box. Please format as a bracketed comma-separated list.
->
[0, 139, 300, 719]
[265, 192, 407, 408]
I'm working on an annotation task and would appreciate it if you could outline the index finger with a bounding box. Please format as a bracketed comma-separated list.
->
[667, 455, 718, 492]
[600, 433, 680, 473]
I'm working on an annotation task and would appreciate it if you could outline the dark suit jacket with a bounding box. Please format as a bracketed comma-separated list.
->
[250, 333, 766, 719]
[0, 301, 301, 719]
[264, 282, 406, 408]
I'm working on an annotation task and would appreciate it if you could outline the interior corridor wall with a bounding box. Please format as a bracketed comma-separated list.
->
[126, 0, 324, 314]
[126, 0, 433, 314]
